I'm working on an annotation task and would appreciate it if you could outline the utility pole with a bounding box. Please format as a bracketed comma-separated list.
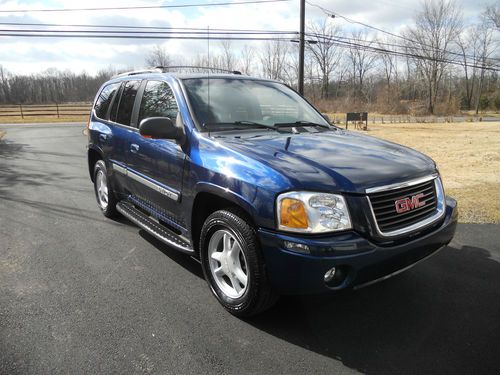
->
[298, 0, 305, 95]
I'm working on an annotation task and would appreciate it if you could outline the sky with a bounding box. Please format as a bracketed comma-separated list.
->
[0, 0, 492, 75]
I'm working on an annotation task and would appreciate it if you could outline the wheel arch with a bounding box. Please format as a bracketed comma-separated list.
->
[190, 184, 257, 254]
[88, 146, 104, 182]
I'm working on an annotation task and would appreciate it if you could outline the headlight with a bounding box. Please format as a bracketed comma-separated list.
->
[277, 191, 352, 233]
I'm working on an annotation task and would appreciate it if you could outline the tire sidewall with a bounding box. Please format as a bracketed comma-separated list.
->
[200, 213, 260, 314]
[93, 160, 115, 217]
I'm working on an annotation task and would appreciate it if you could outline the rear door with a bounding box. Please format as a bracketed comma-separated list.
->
[126, 80, 186, 231]
[107, 80, 142, 193]
[90, 81, 130, 189]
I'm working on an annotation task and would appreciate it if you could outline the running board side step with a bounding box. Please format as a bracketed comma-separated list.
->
[117, 201, 194, 254]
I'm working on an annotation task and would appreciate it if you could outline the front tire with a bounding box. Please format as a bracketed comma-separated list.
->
[200, 208, 277, 317]
[93, 160, 118, 218]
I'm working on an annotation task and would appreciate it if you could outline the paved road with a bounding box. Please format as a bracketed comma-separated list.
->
[1, 123, 499, 375]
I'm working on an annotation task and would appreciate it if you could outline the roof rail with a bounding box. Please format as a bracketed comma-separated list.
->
[112, 68, 162, 78]
[154, 65, 243, 75]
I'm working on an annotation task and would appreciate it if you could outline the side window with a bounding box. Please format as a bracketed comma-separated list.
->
[138, 81, 179, 125]
[115, 80, 141, 126]
[93, 82, 121, 120]
[109, 83, 123, 123]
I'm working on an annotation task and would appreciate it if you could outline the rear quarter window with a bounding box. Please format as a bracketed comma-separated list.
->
[115, 80, 141, 126]
[93, 82, 121, 120]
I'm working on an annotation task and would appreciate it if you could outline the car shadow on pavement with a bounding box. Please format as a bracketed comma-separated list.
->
[139, 230, 205, 280]
[0, 139, 68, 193]
[247, 244, 500, 374]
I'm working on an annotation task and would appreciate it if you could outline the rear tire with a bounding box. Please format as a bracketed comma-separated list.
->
[93, 160, 118, 218]
[200, 208, 277, 317]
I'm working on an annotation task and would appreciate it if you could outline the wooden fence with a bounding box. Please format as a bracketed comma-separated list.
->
[0, 103, 92, 119]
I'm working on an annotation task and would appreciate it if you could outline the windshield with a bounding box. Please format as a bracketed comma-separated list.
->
[182, 78, 329, 131]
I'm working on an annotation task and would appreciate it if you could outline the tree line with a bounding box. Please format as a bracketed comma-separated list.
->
[0, 67, 116, 105]
[0, 0, 498, 115]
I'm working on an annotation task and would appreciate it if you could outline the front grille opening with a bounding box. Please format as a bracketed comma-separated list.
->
[368, 179, 438, 234]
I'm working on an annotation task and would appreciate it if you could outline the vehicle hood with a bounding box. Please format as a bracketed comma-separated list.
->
[218, 129, 436, 194]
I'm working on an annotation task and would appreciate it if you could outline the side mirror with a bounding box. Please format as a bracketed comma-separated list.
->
[139, 117, 181, 140]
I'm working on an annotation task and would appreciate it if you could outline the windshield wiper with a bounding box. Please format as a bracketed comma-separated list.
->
[273, 121, 330, 129]
[203, 121, 278, 131]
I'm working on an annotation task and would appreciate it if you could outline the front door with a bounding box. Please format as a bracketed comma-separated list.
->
[126, 80, 186, 231]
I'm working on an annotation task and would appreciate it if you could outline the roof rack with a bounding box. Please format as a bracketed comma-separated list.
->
[112, 66, 243, 79]
[155, 65, 243, 75]
[112, 68, 162, 78]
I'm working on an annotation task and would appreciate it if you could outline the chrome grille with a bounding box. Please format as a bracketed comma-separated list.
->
[368, 178, 438, 234]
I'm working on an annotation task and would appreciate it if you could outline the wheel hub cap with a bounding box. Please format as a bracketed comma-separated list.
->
[96, 170, 108, 209]
[208, 229, 248, 299]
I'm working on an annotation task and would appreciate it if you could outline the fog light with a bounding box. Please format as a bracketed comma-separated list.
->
[324, 267, 336, 282]
[283, 241, 310, 254]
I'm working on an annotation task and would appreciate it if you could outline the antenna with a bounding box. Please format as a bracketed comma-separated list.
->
[207, 25, 211, 132]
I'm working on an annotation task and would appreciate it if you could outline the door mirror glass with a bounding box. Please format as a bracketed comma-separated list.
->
[139, 117, 179, 139]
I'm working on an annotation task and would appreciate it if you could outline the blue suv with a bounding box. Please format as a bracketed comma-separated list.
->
[87, 68, 458, 316]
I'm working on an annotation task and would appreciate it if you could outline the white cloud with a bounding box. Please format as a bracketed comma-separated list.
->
[0, 0, 491, 75]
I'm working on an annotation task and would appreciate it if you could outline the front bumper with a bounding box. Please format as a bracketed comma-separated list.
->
[258, 197, 458, 294]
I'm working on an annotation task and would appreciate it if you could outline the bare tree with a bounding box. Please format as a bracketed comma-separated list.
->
[219, 40, 236, 71]
[239, 45, 255, 75]
[306, 20, 342, 98]
[347, 31, 378, 101]
[260, 40, 290, 81]
[378, 37, 399, 106]
[282, 43, 302, 87]
[456, 26, 480, 110]
[146, 45, 170, 67]
[484, 3, 500, 29]
[473, 21, 496, 114]
[0, 65, 10, 103]
[405, 0, 463, 114]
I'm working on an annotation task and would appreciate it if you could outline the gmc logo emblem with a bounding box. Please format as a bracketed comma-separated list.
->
[395, 193, 426, 213]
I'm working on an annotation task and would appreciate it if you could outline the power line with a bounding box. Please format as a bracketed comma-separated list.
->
[0, 28, 296, 36]
[307, 31, 500, 65]
[0, 21, 296, 34]
[308, 33, 500, 72]
[306, 0, 500, 65]
[0, 0, 289, 13]
[0, 32, 288, 41]
[306, 1, 414, 42]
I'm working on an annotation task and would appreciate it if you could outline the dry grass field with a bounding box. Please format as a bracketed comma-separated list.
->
[353, 122, 500, 224]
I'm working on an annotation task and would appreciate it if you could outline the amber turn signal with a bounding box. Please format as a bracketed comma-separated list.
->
[279, 198, 309, 229]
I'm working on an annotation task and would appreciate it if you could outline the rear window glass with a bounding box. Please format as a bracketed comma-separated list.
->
[94, 82, 121, 119]
[115, 80, 141, 126]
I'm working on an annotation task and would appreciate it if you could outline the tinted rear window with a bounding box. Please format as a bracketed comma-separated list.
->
[94, 82, 121, 119]
[115, 80, 141, 126]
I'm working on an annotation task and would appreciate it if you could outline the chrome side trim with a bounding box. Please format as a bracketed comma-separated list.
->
[366, 176, 445, 238]
[365, 174, 438, 194]
[353, 245, 445, 290]
[127, 171, 180, 201]
[111, 162, 180, 202]
[112, 163, 127, 175]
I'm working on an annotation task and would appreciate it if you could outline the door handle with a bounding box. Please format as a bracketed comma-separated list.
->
[130, 143, 139, 153]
